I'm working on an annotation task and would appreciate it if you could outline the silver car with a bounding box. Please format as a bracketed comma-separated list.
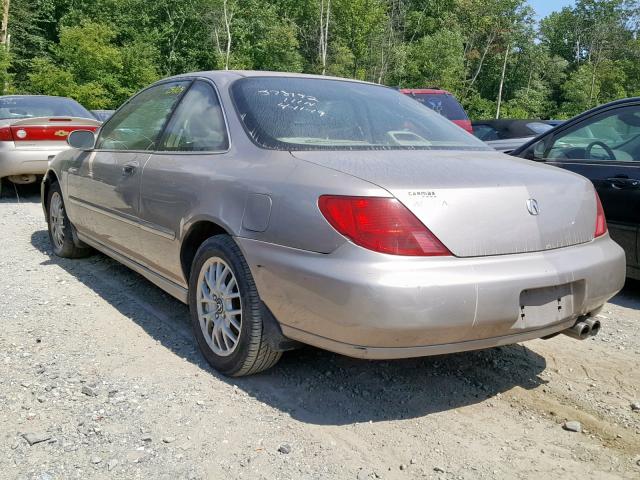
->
[0, 95, 100, 194]
[42, 71, 625, 376]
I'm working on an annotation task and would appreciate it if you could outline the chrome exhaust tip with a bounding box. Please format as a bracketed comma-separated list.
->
[561, 320, 591, 340]
[583, 317, 601, 336]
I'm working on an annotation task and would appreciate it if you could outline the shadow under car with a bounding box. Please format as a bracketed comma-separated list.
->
[30, 228, 548, 426]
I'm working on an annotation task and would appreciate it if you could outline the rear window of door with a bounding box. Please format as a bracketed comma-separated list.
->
[96, 81, 190, 151]
[544, 106, 640, 162]
[159, 80, 229, 152]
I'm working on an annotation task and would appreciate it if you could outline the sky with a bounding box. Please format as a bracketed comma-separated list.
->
[529, 0, 575, 19]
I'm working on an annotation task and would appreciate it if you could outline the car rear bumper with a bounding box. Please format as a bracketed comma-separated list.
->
[0, 145, 68, 178]
[236, 235, 625, 359]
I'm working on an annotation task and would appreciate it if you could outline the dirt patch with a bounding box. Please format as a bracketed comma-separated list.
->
[1, 187, 639, 479]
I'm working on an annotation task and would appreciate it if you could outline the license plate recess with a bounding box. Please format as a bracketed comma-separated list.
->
[519, 283, 575, 329]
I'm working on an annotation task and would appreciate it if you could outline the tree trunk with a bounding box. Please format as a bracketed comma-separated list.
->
[588, 57, 599, 108]
[0, 0, 9, 47]
[319, 0, 330, 75]
[495, 42, 510, 119]
[213, 27, 223, 58]
[464, 30, 495, 97]
[377, 9, 395, 84]
[223, 0, 233, 70]
[588, 35, 604, 108]
[167, 18, 185, 75]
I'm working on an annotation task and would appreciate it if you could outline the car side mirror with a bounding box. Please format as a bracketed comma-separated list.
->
[533, 140, 546, 159]
[523, 138, 549, 161]
[67, 130, 96, 150]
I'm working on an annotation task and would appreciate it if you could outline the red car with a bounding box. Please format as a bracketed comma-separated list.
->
[399, 88, 472, 134]
[0, 95, 100, 195]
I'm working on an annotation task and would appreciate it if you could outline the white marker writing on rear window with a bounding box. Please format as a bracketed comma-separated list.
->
[257, 90, 325, 116]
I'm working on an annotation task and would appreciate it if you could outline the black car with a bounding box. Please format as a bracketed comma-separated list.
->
[472, 119, 558, 152]
[512, 98, 640, 279]
[473, 119, 556, 140]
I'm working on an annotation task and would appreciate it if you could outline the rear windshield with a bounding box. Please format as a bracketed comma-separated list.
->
[230, 77, 487, 151]
[407, 93, 468, 121]
[526, 122, 553, 135]
[0, 96, 92, 120]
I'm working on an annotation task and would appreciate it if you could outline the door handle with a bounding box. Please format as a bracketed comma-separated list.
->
[606, 176, 640, 189]
[122, 162, 138, 176]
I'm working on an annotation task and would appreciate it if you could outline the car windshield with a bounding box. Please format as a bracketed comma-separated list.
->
[230, 77, 487, 151]
[0, 96, 92, 120]
[408, 93, 468, 121]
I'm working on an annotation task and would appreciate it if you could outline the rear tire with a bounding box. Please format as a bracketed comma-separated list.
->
[188, 235, 282, 376]
[46, 182, 92, 258]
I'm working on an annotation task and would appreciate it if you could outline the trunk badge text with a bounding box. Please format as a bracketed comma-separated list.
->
[408, 191, 436, 197]
[527, 199, 540, 216]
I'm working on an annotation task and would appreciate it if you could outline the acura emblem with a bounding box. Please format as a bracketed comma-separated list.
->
[527, 198, 540, 216]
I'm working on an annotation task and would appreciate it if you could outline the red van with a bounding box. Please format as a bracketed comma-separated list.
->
[400, 89, 472, 134]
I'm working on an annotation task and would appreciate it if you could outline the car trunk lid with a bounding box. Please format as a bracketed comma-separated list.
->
[8, 117, 100, 149]
[291, 149, 597, 257]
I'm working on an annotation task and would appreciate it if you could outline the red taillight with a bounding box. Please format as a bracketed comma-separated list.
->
[0, 125, 13, 141]
[594, 192, 607, 238]
[318, 195, 451, 256]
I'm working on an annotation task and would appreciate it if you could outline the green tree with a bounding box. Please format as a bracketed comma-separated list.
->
[330, 0, 386, 80]
[403, 29, 465, 93]
[28, 21, 159, 108]
[1, 0, 638, 118]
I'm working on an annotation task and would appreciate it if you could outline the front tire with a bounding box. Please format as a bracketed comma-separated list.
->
[46, 182, 92, 258]
[188, 235, 282, 376]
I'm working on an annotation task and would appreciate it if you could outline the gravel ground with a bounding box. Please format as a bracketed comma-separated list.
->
[1, 185, 639, 480]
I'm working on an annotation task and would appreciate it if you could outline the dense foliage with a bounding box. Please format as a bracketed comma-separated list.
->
[2, 0, 639, 119]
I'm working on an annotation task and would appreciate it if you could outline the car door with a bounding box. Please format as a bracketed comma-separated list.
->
[137, 80, 231, 285]
[67, 80, 191, 261]
[528, 103, 640, 277]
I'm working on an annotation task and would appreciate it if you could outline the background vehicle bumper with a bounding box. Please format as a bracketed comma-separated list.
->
[0, 147, 66, 178]
[236, 235, 625, 358]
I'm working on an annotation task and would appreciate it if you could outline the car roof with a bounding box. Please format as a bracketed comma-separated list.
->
[399, 88, 451, 95]
[0, 94, 78, 101]
[164, 70, 381, 87]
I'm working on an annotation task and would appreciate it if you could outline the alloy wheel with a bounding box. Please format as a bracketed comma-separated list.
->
[49, 191, 65, 250]
[196, 257, 242, 356]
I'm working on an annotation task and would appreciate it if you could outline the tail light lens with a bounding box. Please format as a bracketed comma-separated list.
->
[0, 125, 13, 141]
[318, 195, 451, 256]
[594, 191, 607, 238]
